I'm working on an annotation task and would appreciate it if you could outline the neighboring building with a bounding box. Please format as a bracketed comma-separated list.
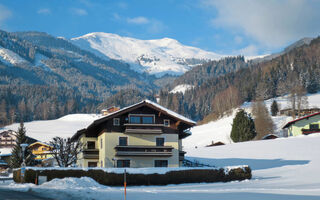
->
[280, 108, 320, 117]
[261, 134, 279, 140]
[0, 130, 17, 148]
[101, 106, 120, 116]
[0, 130, 38, 148]
[282, 112, 320, 136]
[72, 100, 196, 168]
[28, 142, 53, 161]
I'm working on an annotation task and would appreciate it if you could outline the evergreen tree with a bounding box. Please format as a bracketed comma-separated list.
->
[231, 109, 256, 142]
[271, 100, 279, 116]
[9, 122, 33, 168]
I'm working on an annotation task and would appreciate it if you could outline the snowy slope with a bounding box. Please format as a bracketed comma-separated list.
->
[0, 46, 28, 65]
[71, 32, 227, 77]
[1, 114, 102, 143]
[3, 134, 320, 199]
[185, 92, 320, 149]
[170, 84, 194, 94]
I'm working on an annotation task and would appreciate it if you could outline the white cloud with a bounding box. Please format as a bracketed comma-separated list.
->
[233, 44, 259, 56]
[127, 16, 149, 24]
[37, 8, 51, 15]
[204, 0, 320, 48]
[71, 8, 88, 16]
[147, 19, 166, 34]
[0, 4, 11, 25]
[234, 36, 243, 44]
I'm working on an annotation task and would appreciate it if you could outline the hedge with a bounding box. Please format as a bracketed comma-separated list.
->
[14, 167, 251, 186]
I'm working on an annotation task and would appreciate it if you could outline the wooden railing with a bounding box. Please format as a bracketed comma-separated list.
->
[115, 145, 173, 156]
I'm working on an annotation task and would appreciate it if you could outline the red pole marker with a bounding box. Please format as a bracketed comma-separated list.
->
[124, 169, 127, 200]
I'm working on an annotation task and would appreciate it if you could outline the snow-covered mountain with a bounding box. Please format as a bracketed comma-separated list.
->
[71, 32, 227, 77]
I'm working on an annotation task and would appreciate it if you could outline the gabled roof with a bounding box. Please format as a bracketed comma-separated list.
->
[88, 99, 196, 129]
[71, 100, 196, 141]
[282, 112, 320, 129]
[29, 141, 52, 148]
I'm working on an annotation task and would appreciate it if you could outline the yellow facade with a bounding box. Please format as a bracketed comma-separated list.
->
[286, 114, 320, 136]
[29, 142, 53, 160]
[77, 132, 180, 168]
[77, 137, 98, 168]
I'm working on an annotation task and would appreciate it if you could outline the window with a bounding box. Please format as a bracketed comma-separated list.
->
[130, 116, 141, 124]
[164, 119, 170, 127]
[310, 124, 319, 130]
[142, 116, 153, 124]
[88, 162, 97, 167]
[117, 160, 130, 168]
[156, 137, 165, 146]
[87, 141, 95, 149]
[119, 137, 128, 146]
[155, 160, 168, 167]
[113, 118, 120, 126]
[100, 138, 103, 149]
[129, 115, 154, 124]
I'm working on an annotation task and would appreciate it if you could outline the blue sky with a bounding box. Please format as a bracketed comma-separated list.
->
[0, 0, 320, 56]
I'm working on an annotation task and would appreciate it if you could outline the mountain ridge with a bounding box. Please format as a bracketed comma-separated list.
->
[71, 32, 227, 77]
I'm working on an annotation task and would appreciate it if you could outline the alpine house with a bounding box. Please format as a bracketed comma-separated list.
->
[71, 100, 196, 168]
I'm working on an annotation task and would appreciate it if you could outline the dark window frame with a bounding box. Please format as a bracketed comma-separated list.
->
[87, 141, 96, 149]
[154, 160, 168, 167]
[117, 160, 130, 168]
[310, 124, 319, 130]
[156, 137, 165, 146]
[119, 137, 128, 146]
[164, 119, 170, 127]
[113, 118, 120, 126]
[129, 114, 155, 124]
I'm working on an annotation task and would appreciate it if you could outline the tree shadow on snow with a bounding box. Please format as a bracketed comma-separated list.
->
[186, 157, 310, 170]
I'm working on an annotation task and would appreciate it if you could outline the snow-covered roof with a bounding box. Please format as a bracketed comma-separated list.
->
[283, 112, 320, 129]
[96, 99, 196, 125]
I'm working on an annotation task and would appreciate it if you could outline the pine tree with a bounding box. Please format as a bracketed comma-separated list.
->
[271, 100, 279, 116]
[9, 122, 33, 168]
[231, 109, 256, 142]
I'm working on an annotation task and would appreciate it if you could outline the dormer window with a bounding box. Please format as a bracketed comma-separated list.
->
[113, 118, 120, 126]
[129, 115, 154, 124]
[164, 119, 170, 127]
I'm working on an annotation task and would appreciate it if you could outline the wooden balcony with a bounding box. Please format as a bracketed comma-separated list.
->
[179, 150, 186, 161]
[301, 128, 320, 135]
[82, 149, 99, 159]
[124, 123, 164, 134]
[115, 145, 173, 157]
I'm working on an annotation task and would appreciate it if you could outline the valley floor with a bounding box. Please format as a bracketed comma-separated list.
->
[1, 134, 319, 200]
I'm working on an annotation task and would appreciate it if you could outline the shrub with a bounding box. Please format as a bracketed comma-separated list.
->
[13, 166, 252, 186]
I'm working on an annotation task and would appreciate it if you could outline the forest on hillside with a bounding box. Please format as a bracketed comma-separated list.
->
[159, 36, 320, 121]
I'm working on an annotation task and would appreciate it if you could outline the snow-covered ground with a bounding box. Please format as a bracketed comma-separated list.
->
[185, 92, 320, 149]
[1, 114, 102, 143]
[170, 84, 194, 94]
[2, 134, 320, 200]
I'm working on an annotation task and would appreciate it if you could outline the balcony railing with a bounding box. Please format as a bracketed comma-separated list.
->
[115, 145, 173, 156]
[124, 123, 164, 134]
[301, 128, 320, 135]
[82, 149, 99, 159]
[179, 150, 186, 161]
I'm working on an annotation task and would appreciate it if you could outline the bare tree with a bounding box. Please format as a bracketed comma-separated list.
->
[50, 137, 83, 167]
[252, 100, 275, 140]
[288, 85, 308, 119]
